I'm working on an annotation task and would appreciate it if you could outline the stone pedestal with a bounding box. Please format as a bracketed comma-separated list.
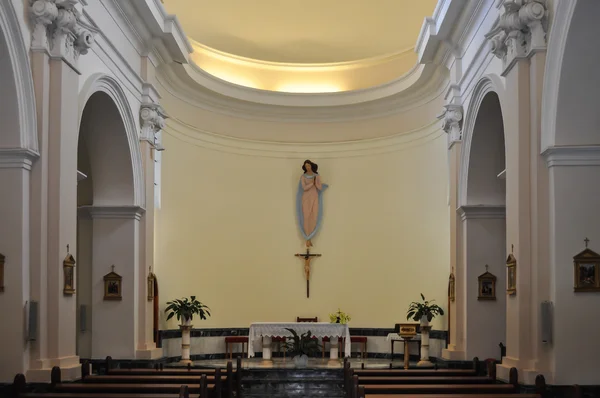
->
[417, 325, 433, 367]
[179, 324, 192, 364]
[329, 338, 339, 359]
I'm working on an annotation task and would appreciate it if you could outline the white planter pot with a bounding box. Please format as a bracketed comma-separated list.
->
[293, 355, 309, 368]
[420, 316, 429, 327]
[179, 318, 193, 364]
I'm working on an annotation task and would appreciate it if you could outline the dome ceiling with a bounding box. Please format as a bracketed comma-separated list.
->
[162, 0, 438, 92]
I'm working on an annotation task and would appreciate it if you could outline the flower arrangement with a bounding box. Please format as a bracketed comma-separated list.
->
[329, 308, 351, 324]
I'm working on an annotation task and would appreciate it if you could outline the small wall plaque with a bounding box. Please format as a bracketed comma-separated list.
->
[506, 245, 517, 296]
[0, 253, 5, 293]
[448, 268, 455, 302]
[63, 250, 76, 295]
[573, 238, 600, 292]
[103, 265, 122, 301]
[478, 265, 497, 301]
[147, 267, 155, 301]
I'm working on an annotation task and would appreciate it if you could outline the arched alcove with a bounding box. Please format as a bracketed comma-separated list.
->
[76, 90, 139, 359]
[458, 86, 507, 361]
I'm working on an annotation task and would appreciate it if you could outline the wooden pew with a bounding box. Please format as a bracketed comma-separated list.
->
[11, 373, 190, 398]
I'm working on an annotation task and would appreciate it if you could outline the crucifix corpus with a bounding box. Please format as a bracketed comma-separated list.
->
[294, 248, 321, 298]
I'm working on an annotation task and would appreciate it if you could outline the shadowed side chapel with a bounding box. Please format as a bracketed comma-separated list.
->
[0, 0, 599, 397]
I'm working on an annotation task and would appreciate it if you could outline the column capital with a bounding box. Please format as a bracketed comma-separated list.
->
[0, 148, 40, 170]
[486, 0, 548, 76]
[441, 104, 463, 144]
[458, 205, 506, 221]
[140, 102, 168, 150]
[78, 205, 145, 221]
[29, 0, 95, 71]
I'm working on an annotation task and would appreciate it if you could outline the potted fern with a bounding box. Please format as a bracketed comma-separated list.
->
[406, 293, 444, 327]
[165, 296, 211, 363]
[282, 328, 321, 368]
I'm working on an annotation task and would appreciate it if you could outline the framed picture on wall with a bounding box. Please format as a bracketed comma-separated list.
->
[573, 239, 600, 292]
[506, 253, 516, 295]
[478, 265, 497, 301]
[63, 253, 76, 295]
[0, 252, 5, 293]
[103, 265, 122, 300]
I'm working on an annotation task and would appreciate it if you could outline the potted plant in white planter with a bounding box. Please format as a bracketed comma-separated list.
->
[406, 293, 443, 367]
[282, 328, 321, 368]
[165, 296, 211, 364]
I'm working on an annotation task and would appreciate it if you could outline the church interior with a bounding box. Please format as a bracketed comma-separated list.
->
[1, 0, 599, 397]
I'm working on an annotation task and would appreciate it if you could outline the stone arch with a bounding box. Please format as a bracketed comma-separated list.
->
[0, 0, 38, 152]
[459, 76, 507, 207]
[78, 73, 144, 206]
[542, 0, 600, 149]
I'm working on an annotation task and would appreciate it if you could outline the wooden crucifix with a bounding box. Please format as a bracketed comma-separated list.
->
[294, 248, 321, 298]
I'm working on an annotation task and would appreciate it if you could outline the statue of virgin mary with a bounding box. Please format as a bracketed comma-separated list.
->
[296, 159, 328, 247]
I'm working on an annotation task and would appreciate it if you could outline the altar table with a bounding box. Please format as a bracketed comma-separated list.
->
[248, 322, 351, 359]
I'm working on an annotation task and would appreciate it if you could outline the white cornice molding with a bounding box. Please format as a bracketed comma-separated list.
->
[0, 148, 40, 170]
[157, 64, 449, 123]
[181, 59, 427, 108]
[163, 118, 444, 159]
[80, 205, 145, 220]
[542, 146, 600, 167]
[458, 205, 506, 221]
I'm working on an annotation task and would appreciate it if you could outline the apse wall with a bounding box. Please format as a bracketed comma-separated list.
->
[154, 88, 450, 330]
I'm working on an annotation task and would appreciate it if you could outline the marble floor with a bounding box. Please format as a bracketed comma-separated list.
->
[167, 357, 418, 369]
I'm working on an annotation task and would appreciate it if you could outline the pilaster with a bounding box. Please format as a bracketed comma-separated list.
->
[137, 103, 167, 359]
[486, 0, 550, 385]
[80, 206, 145, 359]
[0, 149, 38, 382]
[27, 0, 95, 382]
[441, 104, 465, 361]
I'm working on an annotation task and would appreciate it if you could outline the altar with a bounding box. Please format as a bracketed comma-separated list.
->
[248, 322, 351, 359]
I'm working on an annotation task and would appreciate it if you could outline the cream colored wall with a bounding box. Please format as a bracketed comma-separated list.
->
[155, 128, 450, 330]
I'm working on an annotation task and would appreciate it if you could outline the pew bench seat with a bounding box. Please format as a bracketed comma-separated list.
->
[82, 375, 218, 384]
[52, 383, 214, 395]
[362, 383, 517, 394]
[364, 395, 541, 398]
[355, 368, 477, 377]
[358, 376, 494, 384]
[20, 394, 184, 398]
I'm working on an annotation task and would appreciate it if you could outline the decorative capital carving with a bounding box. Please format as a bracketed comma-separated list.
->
[486, 0, 548, 74]
[441, 104, 463, 142]
[30, 0, 95, 66]
[140, 103, 168, 148]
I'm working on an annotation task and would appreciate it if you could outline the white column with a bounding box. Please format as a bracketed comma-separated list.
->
[544, 147, 600, 385]
[458, 206, 506, 360]
[487, 0, 549, 384]
[0, 150, 37, 382]
[27, 0, 94, 382]
[136, 102, 166, 359]
[441, 105, 465, 360]
[84, 206, 144, 359]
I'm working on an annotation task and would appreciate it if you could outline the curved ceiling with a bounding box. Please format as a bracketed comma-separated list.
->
[162, 0, 437, 92]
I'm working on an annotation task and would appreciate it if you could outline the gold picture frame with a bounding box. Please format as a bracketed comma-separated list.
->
[63, 253, 76, 295]
[0, 252, 5, 293]
[478, 265, 497, 301]
[448, 269, 455, 302]
[573, 239, 600, 292]
[506, 253, 516, 295]
[103, 265, 122, 301]
[147, 267, 155, 301]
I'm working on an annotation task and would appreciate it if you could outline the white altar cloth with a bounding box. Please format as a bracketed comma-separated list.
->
[248, 322, 351, 358]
